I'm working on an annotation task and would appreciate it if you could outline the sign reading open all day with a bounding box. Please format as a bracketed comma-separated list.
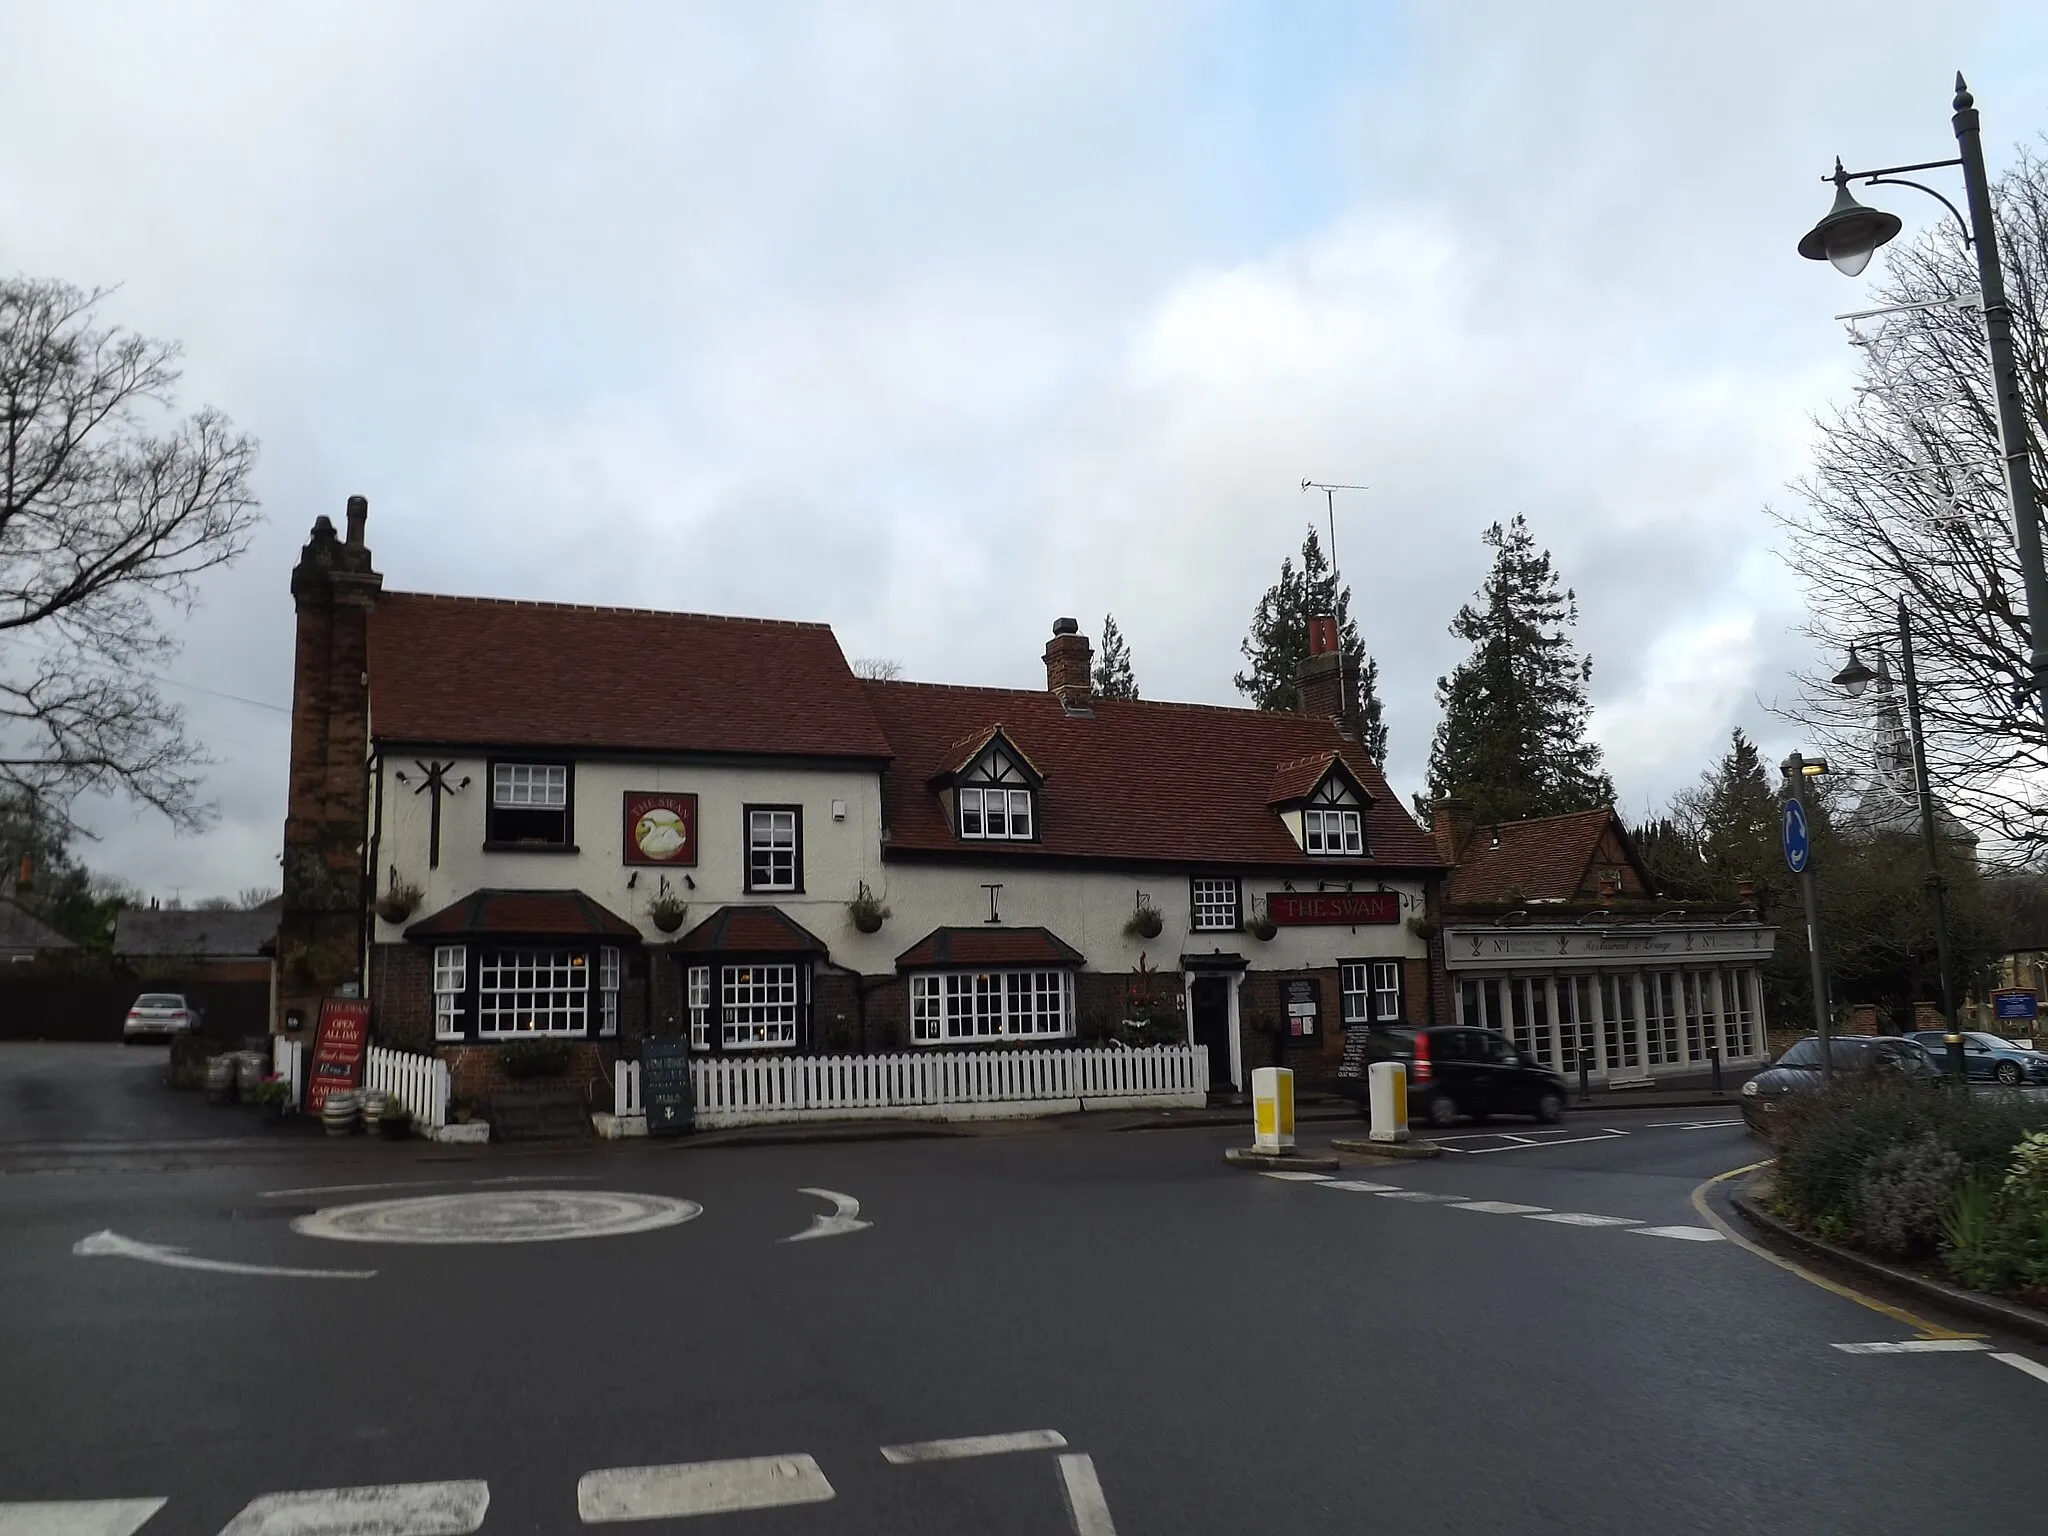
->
[622, 792, 698, 866]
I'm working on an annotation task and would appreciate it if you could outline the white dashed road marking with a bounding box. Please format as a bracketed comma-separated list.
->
[577, 1457, 833, 1522]
[1258, 1171, 1333, 1182]
[1628, 1225, 1726, 1242]
[881, 1430, 1067, 1463]
[1523, 1212, 1639, 1227]
[1374, 1191, 1466, 1203]
[1834, 1340, 1992, 1355]
[1992, 1351, 2048, 1383]
[1317, 1180, 1401, 1193]
[1055, 1454, 1119, 1536]
[0, 1499, 165, 1536]
[1440, 1131, 1630, 1155]
[1450, 1201, 1551, 1215]
[782, 1188, 872, 1242]
[217, 1481, 488, 1536]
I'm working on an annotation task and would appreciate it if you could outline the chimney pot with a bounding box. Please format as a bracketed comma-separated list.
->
[345, 495, 368, 548]
[1052, 616, 1079, 636]
[1307, 614, 1338, 658]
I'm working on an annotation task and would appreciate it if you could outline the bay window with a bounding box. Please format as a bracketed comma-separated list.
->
[721, 963, 801, 1048]
[910, 970, 1073, 1044]
[476, 948, 588, 1036]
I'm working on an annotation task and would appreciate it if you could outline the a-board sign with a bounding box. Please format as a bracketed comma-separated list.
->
[1267, 891, 1401, 926]
[642, 1036, 694, 1136]
[1283, 977, 1322, 1039]
[1336, 1024, 1374, 1080]
[305, 997, 370, 1114]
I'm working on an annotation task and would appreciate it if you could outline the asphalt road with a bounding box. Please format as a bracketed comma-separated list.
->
[3, 1048, 2047, 1535]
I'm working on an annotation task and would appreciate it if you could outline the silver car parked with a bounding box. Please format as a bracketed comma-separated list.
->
[122, 993, 201, 1042]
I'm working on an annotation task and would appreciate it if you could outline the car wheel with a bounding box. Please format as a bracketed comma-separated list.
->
[1427, 1093, 1460, 1128]
[1535, 1092, 1565, 1124]
[1997, 1061, 2022, 1086]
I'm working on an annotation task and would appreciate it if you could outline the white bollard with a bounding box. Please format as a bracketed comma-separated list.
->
[1368, 1060, 1410, 1143]
[1252, 1066, 1295, 1152]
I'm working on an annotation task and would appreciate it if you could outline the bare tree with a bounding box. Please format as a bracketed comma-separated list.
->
[850, 657, 904, 681]
[0, 277, 259, 829]
[1772, 147, 2048, 865]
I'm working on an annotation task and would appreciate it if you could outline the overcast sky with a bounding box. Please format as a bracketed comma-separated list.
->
[4, 1, 2046, 902]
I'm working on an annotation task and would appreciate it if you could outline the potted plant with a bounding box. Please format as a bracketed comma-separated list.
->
[380, 1099, 412, 1139]
[849, 885, 890, 934]
[1124, 894, 1164, 940]
[251, 1074, 291, 1121]
[648, 890, 688, 934]
[376, 874, 424, 925]
[1247, 897, 1277, 942]
[1406, 915, 1439, 941]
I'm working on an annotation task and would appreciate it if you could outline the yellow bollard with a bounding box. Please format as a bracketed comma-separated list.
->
[1252, 1067, 1295, 1152]
[1368, 1060, 1409, 1143]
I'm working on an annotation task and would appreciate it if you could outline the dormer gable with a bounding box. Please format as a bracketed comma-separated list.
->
[927, 726, 1043, 843]
[1267, 751, 1375, 858]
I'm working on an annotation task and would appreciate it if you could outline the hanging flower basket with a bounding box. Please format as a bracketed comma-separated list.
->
[375, 876, 423, 925]
[1248, 916, 1278, 942]
[849, 892, 890, 934]
[1124, 896, 1164, 940]
[1407, 916, 1439, 941]
[649, 894, 688, 934]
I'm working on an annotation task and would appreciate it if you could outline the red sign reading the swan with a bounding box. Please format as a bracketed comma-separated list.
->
[1266, 891, 1401, 926]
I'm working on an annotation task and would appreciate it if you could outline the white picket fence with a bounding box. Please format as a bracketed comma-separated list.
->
[364, 1044, 451, 1132]
[615, 1044, 1208, 1129]
[271, 1035, 304, 1109]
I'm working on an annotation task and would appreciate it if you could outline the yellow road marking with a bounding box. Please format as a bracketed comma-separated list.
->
[1691, 1162, 1983, 1342]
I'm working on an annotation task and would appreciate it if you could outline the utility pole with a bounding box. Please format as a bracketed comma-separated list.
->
[1781, 753, 1833, 1084]
[1301, 480, 1367, 721]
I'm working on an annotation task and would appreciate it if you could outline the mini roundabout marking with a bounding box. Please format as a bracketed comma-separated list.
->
[292, 1189, 701, 1246]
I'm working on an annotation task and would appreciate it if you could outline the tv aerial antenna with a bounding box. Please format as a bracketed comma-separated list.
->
[1301, 480, 1368, 719]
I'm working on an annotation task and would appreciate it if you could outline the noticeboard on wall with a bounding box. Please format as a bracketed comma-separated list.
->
[1283, 977, 1323, 1040]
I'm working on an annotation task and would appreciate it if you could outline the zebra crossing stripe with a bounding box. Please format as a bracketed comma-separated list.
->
[578, 1456, 833, 1521]
[0, 1500, 166, 1536]
[215, 1481, 488, 1536]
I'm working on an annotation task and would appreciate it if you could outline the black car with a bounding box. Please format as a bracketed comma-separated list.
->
[1350, 1025, 1568, 1128]
[1740, 1034, 1943, 1134]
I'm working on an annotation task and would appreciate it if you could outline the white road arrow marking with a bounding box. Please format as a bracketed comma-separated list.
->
[73, 1230, 375, 1280]
[0, 1498, 165, 1536]
[218, 1481, 487, 1535]
[782, 1188, 871, 1242]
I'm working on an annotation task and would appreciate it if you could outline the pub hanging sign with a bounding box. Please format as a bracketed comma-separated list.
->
[1266, 890, 1401, 926]
[623, 792, 698, 866]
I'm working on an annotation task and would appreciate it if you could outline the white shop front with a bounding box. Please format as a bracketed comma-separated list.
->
[1444, 921, 1775, 1084]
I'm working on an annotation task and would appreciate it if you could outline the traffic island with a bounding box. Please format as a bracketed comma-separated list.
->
[1224, 1146, 1340, 1173]
[1330, 1137, 1444, 1160]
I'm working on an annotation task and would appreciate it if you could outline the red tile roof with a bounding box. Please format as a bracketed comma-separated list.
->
[1266, 751, 1364, 806]
[863, 682, 1445, 870]
[894, 926, 1086, 970]
[671, 905, 826, 954]
[1444, 809, 1648, 906]
[366, 593, 893, 759]
[405, 889, 641, 941]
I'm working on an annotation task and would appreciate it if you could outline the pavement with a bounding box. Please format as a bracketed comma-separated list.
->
[7, 1044, 2048, 1534]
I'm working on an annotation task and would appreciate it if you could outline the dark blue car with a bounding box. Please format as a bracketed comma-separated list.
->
[1907, 1030, 2048, 1086]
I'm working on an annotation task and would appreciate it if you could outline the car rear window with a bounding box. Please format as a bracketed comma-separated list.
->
[1776, 1040, 1821, 1067]
[136, 994, 185, 1008]
[1368, 1029, 1416, 1057]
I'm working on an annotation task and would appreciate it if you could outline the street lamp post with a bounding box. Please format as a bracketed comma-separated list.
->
[1831, 599, 1966, 1082]
[1798, 75, 2048, 731]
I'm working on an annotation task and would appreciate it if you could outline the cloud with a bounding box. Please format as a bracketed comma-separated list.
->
[1, 0, 2043, 897]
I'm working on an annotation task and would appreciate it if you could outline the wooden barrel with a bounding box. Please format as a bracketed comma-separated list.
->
[204, 1056, 236, 1104]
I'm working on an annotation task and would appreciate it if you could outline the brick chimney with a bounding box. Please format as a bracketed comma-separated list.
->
[276, 496, 382, 1032]
[1044, 618, 1093, 711]
[1294, 613, 1344, 721]
[14, 853, 31, 909]
[1431, 799, 1476, 862]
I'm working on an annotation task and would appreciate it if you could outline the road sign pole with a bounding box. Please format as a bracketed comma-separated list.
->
[1782, 755, 1832, 1085]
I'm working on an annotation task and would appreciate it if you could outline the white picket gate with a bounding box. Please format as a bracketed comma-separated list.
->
[615, 1060, 643, 1117]
[661, 1043, 1207, 1130]
[363, 1044, 450, 1131]
[270, 1035, 304, 1109]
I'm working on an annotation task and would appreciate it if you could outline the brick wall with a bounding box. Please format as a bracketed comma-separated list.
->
[439, 1040, 615, 1111]
[812, 972, 862, 1053]
[370, 943, 432, 1051]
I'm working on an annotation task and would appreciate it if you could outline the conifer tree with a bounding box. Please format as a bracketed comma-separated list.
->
[1093, 614, 1139, 700]
[1234, 525, 1389, 764]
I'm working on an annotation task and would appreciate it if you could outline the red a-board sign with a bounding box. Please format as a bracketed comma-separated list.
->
[305, 997, 371, 1114]
[1266, 890, 1402, 926]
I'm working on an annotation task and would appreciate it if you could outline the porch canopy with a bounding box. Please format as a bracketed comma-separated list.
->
[404, 889, 641, 944]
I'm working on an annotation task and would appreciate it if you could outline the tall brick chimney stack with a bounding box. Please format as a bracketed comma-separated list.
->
[1431, 798, 1476, 863]
[1044, 618, 1094, 711]
[1294, 613, 1345, 723]
[276, 496, 382, 1033]
[15, 854, 31, 909]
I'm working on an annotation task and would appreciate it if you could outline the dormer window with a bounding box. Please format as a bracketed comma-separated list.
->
[945, 733, 1042, 843]
[1304, 807, 1364, 856]
[961, 786, 1033, 840]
